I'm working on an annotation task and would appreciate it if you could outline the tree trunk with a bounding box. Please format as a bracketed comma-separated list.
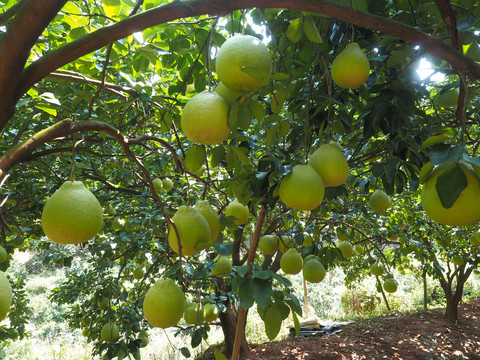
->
[218, 304, 250, 358]
[445, 294, 461, 321]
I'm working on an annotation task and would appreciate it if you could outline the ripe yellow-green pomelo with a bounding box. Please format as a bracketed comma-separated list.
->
[436, 88, 459, 108]
[369, 190, 391, 212]
[338, 241, 354, 258]
[132, 267, 144, 280]
[302, 258, 326, 283]
[354, 244, 365, 254]
[152, 178, 163, 192]
[204, 303, 219, 322]
[162, 177, 174, 190]
[383, 279, 398, 293]
[194, 200, 220, 243]
[184, 304, 206, 324]
[181, 91, 230, 145]
[279, 164, 325, 211]
[41, 181, 104, 245]
[280, 248, 303, 275]
[331, 43, 370, 89]
[143, 278, 185, 329]
[370, 262, 385, 277]
[452, 255, 464, 266]
[0, 246, 7, 263]
[211, 255, 232, 277]
[258, 235, 279, 255]
[214, 81, 244, 104]
[167, 206, 211, 256]
[0, 272, 12, 322]
[100, 323, 119, 342]
[82, 328, 91, 337]
[225, 199, 250, 226]
[216, 34, 272, 93]
[308, 143, 349, 187]
[421, 163, 480, 226]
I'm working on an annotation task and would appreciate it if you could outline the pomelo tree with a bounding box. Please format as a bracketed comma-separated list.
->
[0, 1, 479, 359]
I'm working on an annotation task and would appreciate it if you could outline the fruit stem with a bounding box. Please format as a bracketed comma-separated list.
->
[69, 132, 77, 182]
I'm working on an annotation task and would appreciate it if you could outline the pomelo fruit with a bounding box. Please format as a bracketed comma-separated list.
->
[369, 190, 391, 212]
[302, 257, 326, 283]
[41, 181, 104, 244]
[225, 199, 250, 226]
[184, 303, 206, 325]
[143, 278, 185, 328]
[280, 248, 303, 275]
[162, 178, 174, 190]
[279, 164, 325, 211]
[138, 330, 149, 347]
[308, 143, 349, 187]
[338, 241, 354, 258]
[383, 279, 398, 293]
[152, 178, 163, 192]
[167, 206, 211, 256]
[204, 303, 219, 322]
[216, 34, 272, 93]
[354, 244, 365, 254]
[0, 272, 12, 322]
[0, 246, 7, 263]
[421, 162, 480, 226]
[214, 81, 243, 104]
[98, 296, 109, 308]
[331, 43, 370, 89]
[336, 227, 349, 241]
[436, 87, 459, 108]
[211, 255, 232, 277]
[181, 91, 230, 145]
[132, 267, 144, 280]
[370, 262, 385, 276]
[100, 323, 119, 341]
[82, 328, 91, 337]
[194, 200, 220, 243]
[258, 235, 279, 255]
[452, 255, 464, 266]
[471, 231, 480, 246]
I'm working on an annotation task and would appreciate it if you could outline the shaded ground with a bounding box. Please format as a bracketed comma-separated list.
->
[204, 299, 480, 359]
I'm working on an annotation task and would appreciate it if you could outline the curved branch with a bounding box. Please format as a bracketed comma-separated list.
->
[18, 0, 480, 102]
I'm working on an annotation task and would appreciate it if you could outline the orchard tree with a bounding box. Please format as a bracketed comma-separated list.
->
[0, 1, 480, 360]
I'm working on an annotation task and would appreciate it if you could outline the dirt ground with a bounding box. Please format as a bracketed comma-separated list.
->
[205, 299, 480, 359]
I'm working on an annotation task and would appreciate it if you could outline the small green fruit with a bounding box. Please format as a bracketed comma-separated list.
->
[258, 235, 279, 255]
[162, 178, 174, 190]
[302, 258, 326, 283]
[383, 278, 398, 293]
[211, 255, 232, 277]
[370, 262, 385, 277]
[368, 190, 391, 212]
[204, 303, 219, 322]
[225, 200, 250, 226]
[152, 178, 163, 192]
[100, 323, 119, 342]
[0, 246, 7, 263]
[354, 244, 365, 254]
[132, 267, 145, 280]
[338, 241, 354, 258]
[308, 143, 349, 187]
[280, 248, 303, 275]
[452, 255, 464, 266]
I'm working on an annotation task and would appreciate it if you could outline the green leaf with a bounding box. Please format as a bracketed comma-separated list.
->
[271, 72, 290, 81]
[235, 265, 250, 277]
[435, 165, 467, 209]
[181, 347, 192, 358]
[430, 145, 465, 166]
[263, 305, 282, 340]
[214, 348, 228, 360]
[102, 0, 121, 18]
[248, 100, 265, 121]
[272, 273, 292, 287]
[191, 328, 203, 348]
[292, 311, 301, 336]
[210, 146, 226, 168]
[213, 242, 233, 256]
[240, 66, 270, 85]
[270, 90, 286, 114]
[35, 104, 57, 116]
[286, 17, 303, 43]
[275, 300, 290, 320]
[252, 278, 273, 309]
[238, 277, 254, 309]
[266, 123, 281, 147]
[185, 145, 206, 172]
[303, 16, 322, 43]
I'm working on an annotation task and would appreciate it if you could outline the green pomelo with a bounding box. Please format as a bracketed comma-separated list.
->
[143, 278, 185, 329]
[181, 91, 230, 145]
[331, 43, 370, 89]
[204, 303, 219, 322]
[280, 248, 303, 275]
[370, 262, 385, 277]
[216, 34, 272, 93]
[0, 246, 7, 263]
[436, 87, 459, 108]
[100, 323, 119, 342]
[184, 304, 205, 325]
[338, 241, 354, 258]
[162, 178, 174, 190]
[225, 199, 250, 226]
[383, 279, 398, 293]
[369, 190, 391, 212]
[194, 200, 220, 243]
[132, 267, 144, 280]
[41, 181, 104, 244]
[152, 178, 163, 192]
[214, 81, 244, 104]
[302, 258, 326, 283]
[167, 206, 211, 256]
[258, 235, 279, 255]
[279, 164, 325, 211]
[308, 143, 349, 187]
[421, 162, 480, 226]
[336, 227, 349, 241]
[354, 244, 365, 254]
[211, 255, 232, 277]
[0, 272, 12, 322]
[452, 255, 464, 266]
